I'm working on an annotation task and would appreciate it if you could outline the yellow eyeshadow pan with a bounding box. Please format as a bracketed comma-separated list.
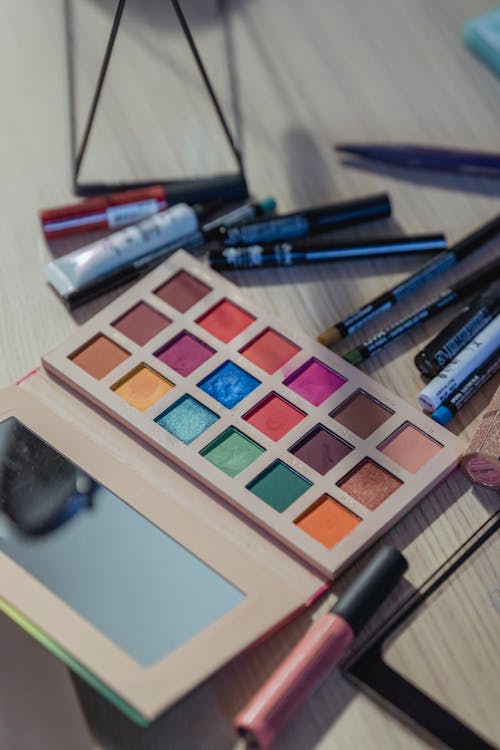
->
[43, 249, 464, 578]
[111, 365, 174, 412]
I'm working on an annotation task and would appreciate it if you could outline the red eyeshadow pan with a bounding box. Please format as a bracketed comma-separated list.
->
[112, 302, 170, 346]
[240, 328, 300, 374]
[154, 271, 211, 313]
[197, 299, 255, 343]
[243, 393, 305, 441]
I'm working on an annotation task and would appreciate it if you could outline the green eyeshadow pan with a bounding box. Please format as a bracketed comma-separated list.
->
[247, 461, 312, 512]
[200, 428, 264, 478]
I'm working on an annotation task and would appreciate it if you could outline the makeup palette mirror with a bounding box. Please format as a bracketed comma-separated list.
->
[0, 418, 245, 667]
[347, 513, 500, 750]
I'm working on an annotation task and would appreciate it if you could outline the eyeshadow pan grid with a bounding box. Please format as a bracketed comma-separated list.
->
[43, 250, 465, 577]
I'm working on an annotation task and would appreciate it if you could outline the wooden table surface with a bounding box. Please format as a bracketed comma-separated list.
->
[0, 1, 498, 748]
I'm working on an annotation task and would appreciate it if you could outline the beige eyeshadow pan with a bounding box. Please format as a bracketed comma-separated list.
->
[378, 422, 443, 473]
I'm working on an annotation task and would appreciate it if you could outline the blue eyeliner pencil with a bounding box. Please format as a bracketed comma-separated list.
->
[318, 213, 500, 347]
[431, 350, 500, 425]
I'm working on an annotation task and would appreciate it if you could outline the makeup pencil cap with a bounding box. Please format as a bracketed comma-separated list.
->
[332, 546, 407, 633]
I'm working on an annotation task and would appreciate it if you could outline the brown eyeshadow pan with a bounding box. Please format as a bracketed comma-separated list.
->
[112, 302, 171, 346]
[154, 271, 211, 313]
[337, 459, 402, 510]
[331, 390, 394, 439]
[69, 335, 130, 380]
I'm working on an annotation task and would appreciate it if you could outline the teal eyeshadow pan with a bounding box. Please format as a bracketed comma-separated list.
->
[155, 395, 218, 444]
[247, 461, 312, 512]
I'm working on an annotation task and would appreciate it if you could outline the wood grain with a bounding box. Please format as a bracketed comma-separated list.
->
[0, 1, 498, 748]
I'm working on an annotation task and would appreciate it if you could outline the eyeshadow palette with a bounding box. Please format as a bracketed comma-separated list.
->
[43, 250, 464, 577]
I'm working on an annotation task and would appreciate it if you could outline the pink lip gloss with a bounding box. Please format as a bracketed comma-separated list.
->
[234, 546, 407, 749]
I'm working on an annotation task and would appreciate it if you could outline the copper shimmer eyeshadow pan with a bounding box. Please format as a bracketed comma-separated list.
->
[289, 425, 352, 475]
[331, 390, 394, 439]
[154, 270, 211, 312]
[295, 495, 360, 548]
[112, 302, 170, 346]
[69, 335, 130, 380]
[337, 459, 402, 510]
[197, 299, 255, 343]
[240, 328, 300, 374]
[378, 422, 443, 473]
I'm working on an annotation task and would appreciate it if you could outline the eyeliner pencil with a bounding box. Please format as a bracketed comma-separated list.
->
[343, 258, 500, 366]
[208, 234, 446, 270]
[431, 350, 500, 425]
[318, 213, 500, 347]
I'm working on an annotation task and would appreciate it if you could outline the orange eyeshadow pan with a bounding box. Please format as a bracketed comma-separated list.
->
[69, 335, 130, 380]
[240, 328, 300, 374]
[295, 495, 360, 548]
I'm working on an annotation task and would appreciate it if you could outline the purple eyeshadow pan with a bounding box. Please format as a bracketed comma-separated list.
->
[289, 425, 352, 475]
[155, 331, 214, 376]
[284, 358, 346, 406]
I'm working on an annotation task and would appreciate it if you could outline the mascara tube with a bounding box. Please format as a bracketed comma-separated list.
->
[212, 193, 391, 247]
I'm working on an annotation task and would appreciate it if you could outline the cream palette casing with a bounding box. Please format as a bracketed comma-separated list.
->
[0, 250, 463, 725]
[42, 250, 463, 575]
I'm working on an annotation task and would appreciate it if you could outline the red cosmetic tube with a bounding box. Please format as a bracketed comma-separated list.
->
[234, 546, 407, 749]
[39, 185, 168, 239]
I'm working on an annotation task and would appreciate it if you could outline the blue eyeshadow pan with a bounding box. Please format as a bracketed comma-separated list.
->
[198, 360, 260, 409]
[155, 395, 218, 444]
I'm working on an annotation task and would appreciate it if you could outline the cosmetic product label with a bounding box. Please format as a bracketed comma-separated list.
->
[106, 199, 161, 228]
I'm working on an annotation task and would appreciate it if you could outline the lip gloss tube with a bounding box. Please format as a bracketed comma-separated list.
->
[234, 546, 407, 749]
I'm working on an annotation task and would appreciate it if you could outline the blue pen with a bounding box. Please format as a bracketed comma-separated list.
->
[318, 213, 500, 347]
[335, 143, 500, 177]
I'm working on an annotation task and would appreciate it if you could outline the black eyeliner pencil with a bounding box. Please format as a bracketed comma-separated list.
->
[343, 257, 500, 366]
[318, 213, 500, 347]
[211, 193, 391, 247]
[415, 279, 500, 377]
[208, 234, 446, 270]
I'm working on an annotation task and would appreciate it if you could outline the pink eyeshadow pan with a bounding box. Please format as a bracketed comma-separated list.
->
[155, 331, 214, 377]
[154, 271, 211, 313]
[337, 459, 402, 510]
[112, 302, 170, 345]
[378, 422, 443, 473]
[284, 358, 346, 406]
[240, 328, 300, 374]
